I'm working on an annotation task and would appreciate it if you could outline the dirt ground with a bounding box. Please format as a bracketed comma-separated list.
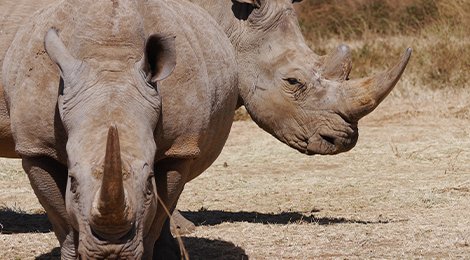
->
[1, 92, 470, 259]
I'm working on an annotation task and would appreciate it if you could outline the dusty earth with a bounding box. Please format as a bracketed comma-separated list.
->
[1, 91, 470, 259]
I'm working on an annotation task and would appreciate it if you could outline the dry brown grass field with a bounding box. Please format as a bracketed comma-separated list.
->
[2, 0, 470, 259]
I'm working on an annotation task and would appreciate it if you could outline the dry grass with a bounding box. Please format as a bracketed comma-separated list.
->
[296, 0, 440, 40]
[2, 96, 470, 258]
[2, 1, 470, 258]
[176, 103, 470, 258]
[0, 159, 59, 260]
[296, 0, 470, 91]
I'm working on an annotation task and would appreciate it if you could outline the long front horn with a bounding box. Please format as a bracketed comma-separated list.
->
[100, 126, 125, 215]
[342, 48, 412, 121]
[91, 126, 133, 238]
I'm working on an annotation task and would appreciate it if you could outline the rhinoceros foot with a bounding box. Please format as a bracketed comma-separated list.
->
[170, 209, 196, 235]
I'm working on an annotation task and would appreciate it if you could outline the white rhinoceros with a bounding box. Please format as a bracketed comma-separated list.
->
[2, 0, 410, 246]
[167, 0, 411, 231]
[2, 0, 237, 258]
[0, 0, 411, 256]
[1, 0, 411, 158]
[188, 0, 411, 154]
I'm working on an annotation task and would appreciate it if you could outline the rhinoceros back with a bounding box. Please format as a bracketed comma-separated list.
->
[2, 0, 238, 172]
[0, 0, 57, 158]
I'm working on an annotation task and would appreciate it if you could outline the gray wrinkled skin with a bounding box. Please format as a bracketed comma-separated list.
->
[0, 0, 410, 257]
[189, 0, 411, 155]
[0, 0, 55, 158]
[1, 1, 410, 158]
[2, 0, 237, 258]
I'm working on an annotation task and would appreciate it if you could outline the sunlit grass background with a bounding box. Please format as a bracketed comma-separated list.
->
[2, 1, 470, 258]
[296, 0, 470, 90]
[232, 0, 470, 121]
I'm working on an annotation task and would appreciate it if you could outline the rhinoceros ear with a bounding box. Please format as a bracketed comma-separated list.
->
[234, 0, 261, 8]
[44, 28, 79, 77]
[141, 33, 177, 83]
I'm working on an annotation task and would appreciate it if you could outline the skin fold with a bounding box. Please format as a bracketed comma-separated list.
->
[2, 0, 237, 258]
[1, 0, 411, 158]
[1, 0, 410, 257]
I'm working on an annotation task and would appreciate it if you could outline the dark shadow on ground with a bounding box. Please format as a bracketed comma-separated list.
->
[182, 237, 248, 260]
[0, 207, 52, 234]
[35, 239, 248, 260]
[36, 247, 60, 260]
[179, 209, 396, 226]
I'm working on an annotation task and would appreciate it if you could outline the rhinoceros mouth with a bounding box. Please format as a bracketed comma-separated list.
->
[76, 224, 143, 260]
[90, 224, 134, 243]
[306, 131, 358, 155]
[285, 121, 358, 155]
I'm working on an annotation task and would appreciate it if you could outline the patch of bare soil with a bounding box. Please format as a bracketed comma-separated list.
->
[1, 93, 470, 259]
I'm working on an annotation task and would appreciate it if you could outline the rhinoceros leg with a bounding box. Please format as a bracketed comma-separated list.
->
[22, 156, 76, 259]
[153, 218, 181, 260]
[152, 158, 193, 259]
[0, 89, 18, 158]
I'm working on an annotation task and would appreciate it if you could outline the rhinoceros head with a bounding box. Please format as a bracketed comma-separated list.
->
[44, 28, 176, 258]
[230, 0, 411, 155]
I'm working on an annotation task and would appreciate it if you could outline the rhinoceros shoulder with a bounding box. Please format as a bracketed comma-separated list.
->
[144, 0, 238, 161]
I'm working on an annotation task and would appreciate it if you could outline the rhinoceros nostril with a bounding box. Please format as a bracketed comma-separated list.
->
[320, 134, 335, 146]
[90, 227, 108, 242]
[90, 225, 133, 242]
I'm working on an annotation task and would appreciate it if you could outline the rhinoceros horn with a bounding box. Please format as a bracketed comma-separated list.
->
[91, 126, 133, 239]
[341, 48, 412, 122]
[318, 44, 352, 82]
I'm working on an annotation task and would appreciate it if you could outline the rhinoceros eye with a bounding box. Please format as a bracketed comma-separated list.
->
[286, 78, 308, 100]
[69, 176, 78, 194]
[146, 174, 155, 196]
[287, 78, 300, 85]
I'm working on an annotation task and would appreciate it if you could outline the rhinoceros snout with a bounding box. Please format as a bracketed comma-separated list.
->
[305, 127, 358, 155]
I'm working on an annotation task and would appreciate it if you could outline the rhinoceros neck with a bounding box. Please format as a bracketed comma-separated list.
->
[185, 0, 251, 108]
[185, 1, 226, 23]
[187, 0, 240, 38]
[66, 0, 145, 60]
